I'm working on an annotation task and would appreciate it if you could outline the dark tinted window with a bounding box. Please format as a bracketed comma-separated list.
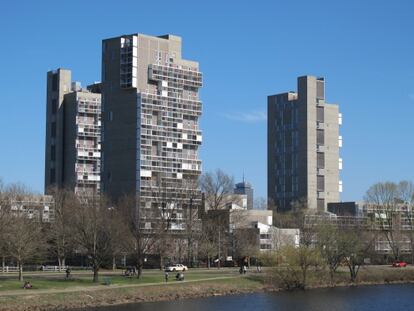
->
[50, 168, 56, 184]
[51, 145, 56, 161]
[52, 74, 58, 91]
[317, 129, 324, 145]
[51, 122, 56, 137]
[317, 106, 324, 122]
[317, 152, 325, 169]
[317, 175, 325, 191]
[52, 99, 57, 114]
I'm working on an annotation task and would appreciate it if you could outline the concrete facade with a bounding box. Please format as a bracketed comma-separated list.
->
[101, 34, 202, 230]
[45, 69, 101, 194]
[268, 76, 342, 212]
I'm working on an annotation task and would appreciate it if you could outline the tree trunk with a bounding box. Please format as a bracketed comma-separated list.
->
[160, 253, 164, 270]
[207, 255, 210, 269]
[187, 237, 192, 268]
[348, 264, 357, 283]
[411, 240, 414, 264]
[329, 269, 335, 286]
[112, 256, 116, 271]
[137, 263, 143, 279]
[302, 267, 307, 289]
[58, 257, 62, 271]
[2, 256, 5, 273]
[93, 266, 99, 283]
[18, 261, 23, 282]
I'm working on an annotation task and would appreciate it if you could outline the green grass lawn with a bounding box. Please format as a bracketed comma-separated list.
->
[0, 268, 240, 292]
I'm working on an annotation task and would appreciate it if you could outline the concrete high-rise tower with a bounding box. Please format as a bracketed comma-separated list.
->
[101, 34, 202, 230]
[234, 179, 254, 210]
[45, 69, 101, 194]
[267, 76, 342, 212]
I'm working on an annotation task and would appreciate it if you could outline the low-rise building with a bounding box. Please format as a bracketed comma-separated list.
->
[1, 195, 55, 222]
[304, 202, 414, 262]
[254, 222, 300, 251]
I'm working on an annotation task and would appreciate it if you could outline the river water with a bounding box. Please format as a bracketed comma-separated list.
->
[83, 284, 414, 311]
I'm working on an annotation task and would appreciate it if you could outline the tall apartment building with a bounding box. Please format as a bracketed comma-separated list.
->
[234, 179, 254, 210]
[101, 34, 202, 230]
[267, 76, 342, 212]
[45, 69, 101, 194]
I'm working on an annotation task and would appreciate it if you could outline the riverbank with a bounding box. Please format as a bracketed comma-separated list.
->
[0, 266, 414, 311]
[0, 275, 264, 311]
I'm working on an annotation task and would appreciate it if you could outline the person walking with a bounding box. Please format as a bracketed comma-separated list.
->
[165, 271, 169, 282]
[65, 267, 71, 279]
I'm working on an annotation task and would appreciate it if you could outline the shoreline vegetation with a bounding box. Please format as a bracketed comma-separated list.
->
[1, 266, 414, 311]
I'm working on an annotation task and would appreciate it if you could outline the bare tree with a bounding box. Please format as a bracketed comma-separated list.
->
[254, 197, 267, 210]
[2, 184, 45, 281]
[275, 244, 322, 290]
[233, 228, 259, 262]
[179, 179, 202, 268]
[152, 181, 181, 269]
[365, 182, 401, 260]
[46, 187, 76, 271]
[108, 206, 130, 270]
[200, 169, 234, 211]
[149, 177, 202, 268]
[71, 193, 114, 283]
[315, 222, 344, 285]
[117, 194, 154, 279]
[0, 178, 7, 271]
[395, 181, 414, 263]
[198, 217, 218, 269]
[340, 226, 374, 283]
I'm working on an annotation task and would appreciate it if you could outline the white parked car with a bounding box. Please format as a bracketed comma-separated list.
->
[165, 264, 188, 272]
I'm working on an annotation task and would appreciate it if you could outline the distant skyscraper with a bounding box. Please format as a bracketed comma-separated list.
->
[101, 34, 202, 230]
[234, 178, 254, 210]
[267, 76, 342, 212]
[45, 69, 101, 194]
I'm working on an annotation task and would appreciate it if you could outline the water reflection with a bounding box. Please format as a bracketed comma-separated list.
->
[80, 284, 414, 311]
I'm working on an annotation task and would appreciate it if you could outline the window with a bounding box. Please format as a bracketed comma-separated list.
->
[51, 122, 56, 137]
[317, 152, 325, 169]
[51, 145, 56, 161]
[317, 106, 324, 122]
[316, 80, 324, 100]
[317, 175, 325, 191]
[317, 199, 325, 211]
[260, 244, 271, 250]
[52, 74, 58, 91]
[283, 109, 291, 125]
[52, 99, 57, 114]
[317, 129, 324, 145]
[285, 155, 292, 169]
[50, 168, 56, 184]
[285, 131, 292, 147]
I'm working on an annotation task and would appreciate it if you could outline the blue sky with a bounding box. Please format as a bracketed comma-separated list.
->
[0, 0, 413, 202]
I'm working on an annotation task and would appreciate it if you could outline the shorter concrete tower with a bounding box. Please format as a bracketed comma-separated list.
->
[234, 178, 254, 210]
[267, 76, 342, 212]
[45, 69, 101, 195]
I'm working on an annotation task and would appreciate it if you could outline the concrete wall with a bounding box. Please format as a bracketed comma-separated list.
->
[267, 76, 340, 212]
[101, 37, 138, 200]
[45, 69, 71, 192]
